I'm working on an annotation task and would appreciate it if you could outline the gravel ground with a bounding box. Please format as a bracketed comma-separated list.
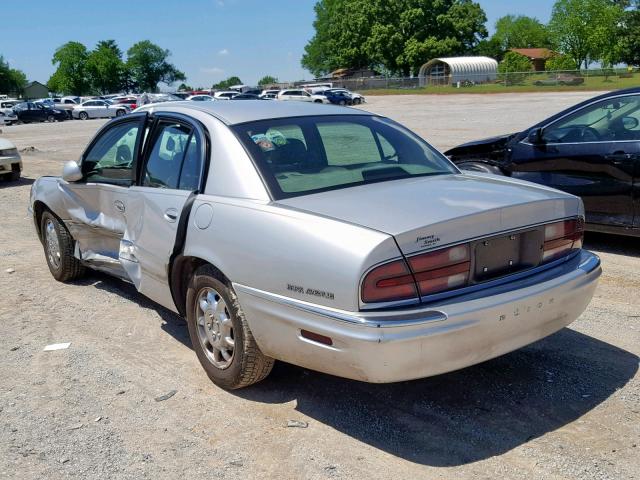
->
[0, 92, 638, 480]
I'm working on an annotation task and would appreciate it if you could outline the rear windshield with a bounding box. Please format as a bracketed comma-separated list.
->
[233, 115, 457, 199]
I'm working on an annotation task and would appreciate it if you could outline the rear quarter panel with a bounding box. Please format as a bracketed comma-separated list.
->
[183, 196, 401, 311]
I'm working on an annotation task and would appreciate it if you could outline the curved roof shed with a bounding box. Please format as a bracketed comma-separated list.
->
[418, 57, 498, 86]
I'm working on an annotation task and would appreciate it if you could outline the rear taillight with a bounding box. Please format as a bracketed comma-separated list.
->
[408, 244, 471, 296]
[361, 244, 471, 304]
[361, 258, 417, 304]
[542, 218, 584, 263]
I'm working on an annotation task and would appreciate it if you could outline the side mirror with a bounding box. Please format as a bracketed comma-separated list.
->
[527, 128, 544, 144]
[62, 161, 82, 182]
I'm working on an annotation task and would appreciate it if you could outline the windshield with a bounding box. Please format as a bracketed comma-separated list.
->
[233, 115, 457, 199]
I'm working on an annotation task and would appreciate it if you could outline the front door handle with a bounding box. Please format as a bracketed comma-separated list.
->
[605, 152, 636, 165]
[164, 208, 178, 223]
[114, 200, 125, 213]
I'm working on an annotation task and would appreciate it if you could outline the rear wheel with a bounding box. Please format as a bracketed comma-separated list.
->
[339, 100, 346, 106]
[40, 211, 85, 282]
[186, 266, 274, 389]
[79, 111, 89, 120]
[115, 109, 126, 117]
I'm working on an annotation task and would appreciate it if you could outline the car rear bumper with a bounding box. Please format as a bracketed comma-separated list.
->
[235, 250, 601, 383]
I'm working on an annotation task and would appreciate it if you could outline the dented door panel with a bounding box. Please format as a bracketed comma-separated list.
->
[121, 187, 192, 311]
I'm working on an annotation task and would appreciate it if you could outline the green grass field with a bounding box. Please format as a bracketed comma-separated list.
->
[364, 73, 640, 96]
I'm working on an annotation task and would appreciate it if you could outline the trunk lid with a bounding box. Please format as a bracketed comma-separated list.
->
[276, 173, 581, 256]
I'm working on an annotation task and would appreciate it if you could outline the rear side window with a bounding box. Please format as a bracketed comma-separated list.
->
[142, 121, 203, 191]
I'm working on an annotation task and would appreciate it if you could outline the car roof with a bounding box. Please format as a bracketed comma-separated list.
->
[136, 100, 373, 125]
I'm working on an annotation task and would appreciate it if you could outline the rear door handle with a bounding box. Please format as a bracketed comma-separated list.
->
[164, 208, 178, 223]
[114, 200, 125, 213]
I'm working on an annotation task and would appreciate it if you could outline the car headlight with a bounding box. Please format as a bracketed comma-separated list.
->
[0, 148, 18, 156]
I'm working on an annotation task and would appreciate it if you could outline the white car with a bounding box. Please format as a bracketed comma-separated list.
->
[213, 91, 238, 100]
[259, 89, 281, 98]
[72, 100, 130, 120]
[0, 101, 19, 125]
[277, 89, 314, 102]
[0, 137, 22, 181]
[186, 95, 215, 102]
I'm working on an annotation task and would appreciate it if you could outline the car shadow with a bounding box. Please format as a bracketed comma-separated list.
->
[73, 272, 637, 467]
[235, 329, 637, 467]
[73, 272, 190, 348]
[0, 176, 34, 188]
[584, 231, 640, 258]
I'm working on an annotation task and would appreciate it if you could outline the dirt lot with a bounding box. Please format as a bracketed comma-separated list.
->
[1, 92, 638, 480]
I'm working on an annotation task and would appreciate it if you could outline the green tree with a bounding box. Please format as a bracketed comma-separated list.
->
[47, 41, 91, 95]
[498, 51, 532, 85]
[258, 75, 278, 86]
[548, 0, 624, 68]
[617, 8, 640, 66]
[492, 15, 552, 51]
[302, 0, 487, 77]
[177, 83, 192, 91]
[126, 40, 185, 92]
[86, 40, 126, 94]
[0, 56, 27, 96]
[545, 54, 578, 70]
[212, 76, 242, 89]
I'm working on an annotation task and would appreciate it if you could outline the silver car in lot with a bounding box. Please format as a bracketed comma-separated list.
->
[30, 101, 601, 389]
[72, 100, 130, 120]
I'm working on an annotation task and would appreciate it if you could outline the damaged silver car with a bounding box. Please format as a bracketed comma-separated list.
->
[30, 101, 601, 389]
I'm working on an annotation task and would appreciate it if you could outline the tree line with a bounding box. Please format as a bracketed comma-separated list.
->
[46, 40, 186, 96]
[0, 56, 27, 96]
[302, 0, 640, 77]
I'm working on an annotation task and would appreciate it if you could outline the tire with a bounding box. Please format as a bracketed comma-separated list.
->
[186, 265, 274, 389]
[115, 109, 126, 117]
[353, 98, 361, 105]
[4, 167, 20, 181]
[314, 100, 323, 104]
[79, 111, 89, 120]
[40, 211, 85, 282]
[339, 100, 346, 106]
[47, 115, 55, 123]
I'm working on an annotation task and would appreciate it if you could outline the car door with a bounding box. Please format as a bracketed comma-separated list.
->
[121, 115, 206, 311]
[510, 93, 640, 227]
[84, 101, 100, 118]
[59, 113, 148, 278]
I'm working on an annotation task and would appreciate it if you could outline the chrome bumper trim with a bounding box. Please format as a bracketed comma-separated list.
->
[233, 284, 448, 328]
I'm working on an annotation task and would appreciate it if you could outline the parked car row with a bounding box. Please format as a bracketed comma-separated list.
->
[176, 87, 366, 105]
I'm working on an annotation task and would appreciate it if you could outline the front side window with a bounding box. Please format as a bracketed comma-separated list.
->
[544, 94, 640, 143]
[142, 121, 203, 191]
[234, 115, 457, 199]
[83, 121, 140, 185]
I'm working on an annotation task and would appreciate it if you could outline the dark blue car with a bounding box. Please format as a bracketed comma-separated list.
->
[445, 87, 640, 237]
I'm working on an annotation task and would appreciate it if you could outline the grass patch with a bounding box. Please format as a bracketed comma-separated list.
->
[363, 74, 640, 96]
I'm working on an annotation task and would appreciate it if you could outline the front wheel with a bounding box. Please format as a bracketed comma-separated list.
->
[40, 211, 85, 282]
[186, 266, 274, 389]
[79, 111, 89, 120]
[115, 109, 126, 117]
[47, 115, 55, 123]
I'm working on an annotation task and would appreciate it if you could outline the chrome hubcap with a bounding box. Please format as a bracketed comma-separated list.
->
[195, 287, 234, 369]
[44, 219, 61, 269]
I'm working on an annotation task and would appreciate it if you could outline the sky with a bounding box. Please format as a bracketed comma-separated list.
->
[1, 0, 556, 89]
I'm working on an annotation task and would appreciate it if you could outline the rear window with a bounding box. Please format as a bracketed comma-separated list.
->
[233, 115, 457, 199]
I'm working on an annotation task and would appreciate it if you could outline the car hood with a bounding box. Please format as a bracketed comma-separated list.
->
[0, 138, 16, 150]
[276, 173, 581, 255]
[444, 133, 517, 158]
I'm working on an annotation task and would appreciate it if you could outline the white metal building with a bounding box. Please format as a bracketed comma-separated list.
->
[418, 57, 498, 87]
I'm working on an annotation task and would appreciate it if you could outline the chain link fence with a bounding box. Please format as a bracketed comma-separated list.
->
[323, 68, 640, 92]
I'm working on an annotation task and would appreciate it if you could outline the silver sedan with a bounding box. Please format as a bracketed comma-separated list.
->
[72, 100, 130, 120]
[30, 101, 600, 389]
